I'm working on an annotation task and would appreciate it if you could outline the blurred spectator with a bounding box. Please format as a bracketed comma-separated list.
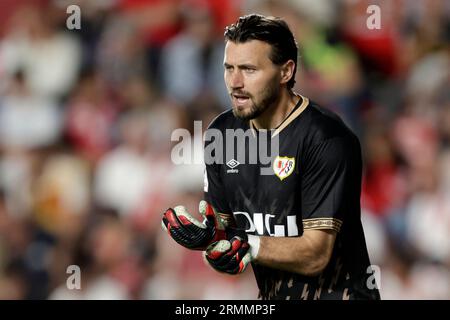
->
[32, 152, 90, 238]
[117, 0, 180, 79]
[94, 110, 156, 216]
[159, 2, 229, 106]
[361, 125, 408, 217]
[65, 69, 118, 164]
[0, 71, 62, 149]
[0, 3, 82, 99]
[49, 215, 135, 300]
[96, 15, 151, 91]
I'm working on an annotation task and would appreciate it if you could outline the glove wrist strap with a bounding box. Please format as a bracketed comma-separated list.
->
[247, 235, 260, 259]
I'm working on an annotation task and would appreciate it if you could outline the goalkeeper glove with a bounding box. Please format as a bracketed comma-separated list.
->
[204, 235, 260, 275]
[161, 200, 245, 250]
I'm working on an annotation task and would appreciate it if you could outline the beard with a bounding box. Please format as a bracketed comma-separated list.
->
[231, 79, 280, 121]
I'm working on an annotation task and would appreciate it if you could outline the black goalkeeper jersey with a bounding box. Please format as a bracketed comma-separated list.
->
[204, 94, 380, 300]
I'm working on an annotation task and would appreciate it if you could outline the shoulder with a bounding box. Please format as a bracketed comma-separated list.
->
[299, 101, 362, 170]
[302, 100, 360, 148]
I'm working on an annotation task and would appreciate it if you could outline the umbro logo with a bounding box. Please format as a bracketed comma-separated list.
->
[227, 159, 240, 169]
[226, 159, 240, 173]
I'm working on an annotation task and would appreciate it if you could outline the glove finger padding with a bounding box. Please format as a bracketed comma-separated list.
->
[162, 206, 212, 250]
[205, 237, 252, 275]
[208, 237, 246, 267]
[199, 200, 226, 230]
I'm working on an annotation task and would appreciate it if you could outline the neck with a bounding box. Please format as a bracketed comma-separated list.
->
[252, 89, 299, 130]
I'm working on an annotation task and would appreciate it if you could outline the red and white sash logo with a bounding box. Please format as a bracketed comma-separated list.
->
[273, 156, 295, 181]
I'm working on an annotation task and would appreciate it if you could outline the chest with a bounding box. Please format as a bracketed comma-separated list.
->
[219, 133, 305, 236]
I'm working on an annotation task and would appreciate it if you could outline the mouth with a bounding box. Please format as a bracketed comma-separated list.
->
[232, 94, 250, 106]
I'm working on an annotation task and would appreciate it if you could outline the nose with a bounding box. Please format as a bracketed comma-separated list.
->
[228, 70, 244, 90]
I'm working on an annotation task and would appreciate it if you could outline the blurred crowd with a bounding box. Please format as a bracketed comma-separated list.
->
[0, 0, 449, 299]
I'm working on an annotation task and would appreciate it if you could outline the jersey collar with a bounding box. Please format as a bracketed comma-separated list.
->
[249, 94, 310, 138]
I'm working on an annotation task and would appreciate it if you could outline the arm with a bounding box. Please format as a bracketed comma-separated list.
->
[205, 229, 337, 276]
[254, 229, 336, 276]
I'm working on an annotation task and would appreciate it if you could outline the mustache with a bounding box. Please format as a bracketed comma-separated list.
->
[230, 90, 252, 97]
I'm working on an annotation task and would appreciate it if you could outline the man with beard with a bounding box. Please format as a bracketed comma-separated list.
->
[162, 14, 380, 300]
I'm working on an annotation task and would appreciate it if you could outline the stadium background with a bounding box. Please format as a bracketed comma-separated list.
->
[0, 0, 449, 299]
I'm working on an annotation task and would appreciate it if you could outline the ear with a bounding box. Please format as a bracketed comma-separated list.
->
[279, 60, 295, 86]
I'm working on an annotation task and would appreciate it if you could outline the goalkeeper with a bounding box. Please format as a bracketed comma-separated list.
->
[162, 14, 380, 300]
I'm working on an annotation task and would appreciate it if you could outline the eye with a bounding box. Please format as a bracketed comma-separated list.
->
[243, 67, 256, 73]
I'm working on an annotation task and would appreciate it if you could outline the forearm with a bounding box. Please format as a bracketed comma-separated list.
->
[252, 230, 336, 276]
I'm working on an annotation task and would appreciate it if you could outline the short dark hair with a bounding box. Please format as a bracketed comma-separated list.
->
[224, 14, 298, 89]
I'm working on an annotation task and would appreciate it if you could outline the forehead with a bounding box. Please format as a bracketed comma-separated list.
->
[224, 40, 272, 65]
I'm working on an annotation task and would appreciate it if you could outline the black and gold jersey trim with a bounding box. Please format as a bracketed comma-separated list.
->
[302, 217, 343, 233]
[272, 95, 309, 138]
[248, 94, 310, 138]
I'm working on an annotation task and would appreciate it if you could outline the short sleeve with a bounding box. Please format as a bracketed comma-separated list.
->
[301, 136, 362, 233]
[204, 164, 229, 211]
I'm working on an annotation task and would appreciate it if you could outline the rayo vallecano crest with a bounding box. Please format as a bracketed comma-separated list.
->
[273, 156, 295, 181]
